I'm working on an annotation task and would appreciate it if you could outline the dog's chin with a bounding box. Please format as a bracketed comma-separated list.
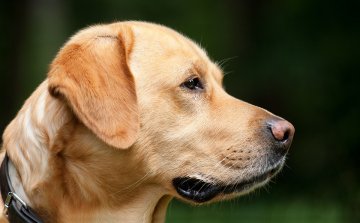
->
[173, 165, 282, 203]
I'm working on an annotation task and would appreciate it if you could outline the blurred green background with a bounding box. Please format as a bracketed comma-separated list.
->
[1, 0, 359, 222]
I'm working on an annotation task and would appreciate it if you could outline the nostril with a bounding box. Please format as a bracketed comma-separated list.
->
[269, 119, 295, 143]
[282, 130, 289, 142]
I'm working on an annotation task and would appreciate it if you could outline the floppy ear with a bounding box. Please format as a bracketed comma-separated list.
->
[47, 27, 139, 149]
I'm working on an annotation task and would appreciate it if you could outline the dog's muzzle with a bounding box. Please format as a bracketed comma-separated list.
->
[173, 118, 294, 203]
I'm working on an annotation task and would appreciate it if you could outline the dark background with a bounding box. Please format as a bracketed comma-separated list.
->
[1, 0, 359, 222]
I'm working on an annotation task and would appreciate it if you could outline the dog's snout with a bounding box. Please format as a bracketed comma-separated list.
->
[268, 118, 295, 148]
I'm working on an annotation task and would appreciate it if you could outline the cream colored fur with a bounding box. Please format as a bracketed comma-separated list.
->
[1, 21, 290, 223]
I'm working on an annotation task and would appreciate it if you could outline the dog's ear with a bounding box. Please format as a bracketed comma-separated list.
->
[47, 26, 139, 149]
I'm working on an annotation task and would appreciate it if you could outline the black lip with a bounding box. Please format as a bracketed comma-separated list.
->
[173, 166, 280, 203]
[173, 177, 222, 203]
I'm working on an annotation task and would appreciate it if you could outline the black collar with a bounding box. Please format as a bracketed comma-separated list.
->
[1, 153, 44, 223]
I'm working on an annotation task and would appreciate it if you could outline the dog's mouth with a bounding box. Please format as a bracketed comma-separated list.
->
[173, 166, 281, 203]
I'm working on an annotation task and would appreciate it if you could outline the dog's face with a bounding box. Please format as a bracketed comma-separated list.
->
[115, 22, 294, 203]
[124, 25, 290, 203]
[4, 22, 294, 221]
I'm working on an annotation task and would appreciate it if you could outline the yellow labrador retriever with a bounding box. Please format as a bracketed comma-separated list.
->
[0, 21, 294, 223]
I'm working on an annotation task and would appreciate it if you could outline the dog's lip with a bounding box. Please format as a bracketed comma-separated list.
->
[173, 177, 222, 203]
[173, 166, 281, 203]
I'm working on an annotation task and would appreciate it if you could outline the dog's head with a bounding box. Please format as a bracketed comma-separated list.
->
[47, 21, 294, 205]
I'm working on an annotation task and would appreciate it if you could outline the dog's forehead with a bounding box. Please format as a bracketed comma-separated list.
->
[130, 23, 207, 60]
[128, 22, 223, 87]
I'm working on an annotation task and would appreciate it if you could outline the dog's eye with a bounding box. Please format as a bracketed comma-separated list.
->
[182, 77, 204, 91]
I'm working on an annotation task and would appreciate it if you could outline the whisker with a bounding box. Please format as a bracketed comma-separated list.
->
[217, 56, 238, 69]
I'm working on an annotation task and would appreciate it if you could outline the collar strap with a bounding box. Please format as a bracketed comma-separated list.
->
[1, 153, 44, 223]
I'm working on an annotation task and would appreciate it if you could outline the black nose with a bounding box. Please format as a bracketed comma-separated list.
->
[268, 118, 295, 150]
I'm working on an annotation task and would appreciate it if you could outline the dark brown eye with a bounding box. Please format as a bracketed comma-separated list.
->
[182, 77, 204, 90]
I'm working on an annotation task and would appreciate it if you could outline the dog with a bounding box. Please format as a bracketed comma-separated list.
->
[0, 21, 294, 223]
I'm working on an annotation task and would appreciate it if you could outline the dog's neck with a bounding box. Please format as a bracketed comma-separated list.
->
[2, 80, 172, 223]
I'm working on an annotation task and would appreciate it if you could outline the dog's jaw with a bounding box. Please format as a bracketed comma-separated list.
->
[172, 157, 285, 203]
